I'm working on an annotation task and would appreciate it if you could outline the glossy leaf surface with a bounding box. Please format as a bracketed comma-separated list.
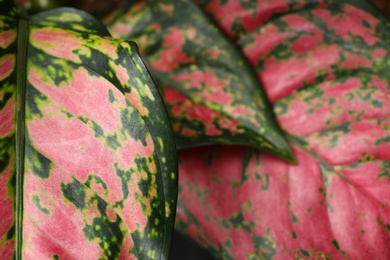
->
[176, 0, 390, 258]
[0, 2, 177, 259]
[103, 0, 294, 162]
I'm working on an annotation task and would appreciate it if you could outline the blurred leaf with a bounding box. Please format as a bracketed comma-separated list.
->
[175, 0, 390, 258]
[103, 0, 295, 162]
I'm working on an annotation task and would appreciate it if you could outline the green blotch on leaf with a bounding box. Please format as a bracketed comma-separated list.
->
[61, 179, 86, 209]
[361, 19, 371, 28]
[328, 97, 336, 104]
[253, 229, 277, 259]
[0, 147, 11, 174]
[261, 174, 270, 190]
[120, 106, 149, 146]
[372, 99, 383, 108]
[224, 238, 233, 248]
[26, 86, 47, 118]
[231, 17, 246, 37]
[107, 134, 121, 150]
[26, 145, 52, 179]
[6, 224, 14, 240]
[332, 239, 340, 250]
[0, 91, 13, 111]
[375, 136, 390, 146]
[108, 89, 116, 103]
[378, 162, 390, 180]
[239, 0, 257, 10]
[229, 212, 246, 229]
[292, 231, 297, 239]
[92, 121, 104, 137]
[290, 210, 299, 223]
[61, 109, 74, 119]
[83, 210, 123, 259]
[114, 163, 132, 206]
[32, 194, 50, 215]
[300, 249, 311, 257]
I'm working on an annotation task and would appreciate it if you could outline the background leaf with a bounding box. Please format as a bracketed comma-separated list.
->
[0, 3, 177, 259]
[103, 0, 295, 162]
[175, 0, 390, 258]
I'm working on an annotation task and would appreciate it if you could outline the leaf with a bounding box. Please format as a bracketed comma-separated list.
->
[0, 2, 177, 259]
[175, 0, 390, 259]
[103, 0, 295, 162]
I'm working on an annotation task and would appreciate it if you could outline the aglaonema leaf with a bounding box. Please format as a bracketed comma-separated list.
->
[175, 0, 390, 259]
[102, 0, 295, 162]
[0, 1, 177, 259]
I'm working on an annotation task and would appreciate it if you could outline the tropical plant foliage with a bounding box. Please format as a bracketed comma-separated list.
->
[0, 1, 177, 259]
[103, 0, 390, 259]
[1, 0, 390, 259]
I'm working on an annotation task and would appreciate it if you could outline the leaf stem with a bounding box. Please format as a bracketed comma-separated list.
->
[15, 16, 28, 260]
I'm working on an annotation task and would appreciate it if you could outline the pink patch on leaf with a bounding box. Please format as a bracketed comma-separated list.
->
[30, 28, 86, 64]
[228, 104, 255, 118]
[29, 67, 123, 134]
[180, 127, 197, 137]
[118, 233, 137, 260]
[163, 86, 187, 104]
[243, 25, 292, 65]
[173, 69, 232, 106]
[151, 27, 194, 72]
[0, 97, 15, 138]
[111, 62, 129, 86]
[0, 241, 14, 260]
[312, 7, 380, 46]
[307, 120, 390, 165]
[201, 0, 290, 38]
[0, 30, 16, 49]
[259, 45, 340, 102]
[118, 135, 155, 170]
[125, 89, 148, 116]
[0, 54, 15, 81]
[277, 77, 390, 136]
[187, 104, 222, 136]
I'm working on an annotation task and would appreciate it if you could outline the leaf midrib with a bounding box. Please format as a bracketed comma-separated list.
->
[15, 16, 28, 260]
[287, 134, 388, 208]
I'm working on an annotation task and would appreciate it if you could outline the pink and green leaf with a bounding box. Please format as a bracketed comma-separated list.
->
[0, 2, 177, 259]
[103, 0, 295, 162]
[0, 1, 17, 258]
[175, 0, 390, 259]
[177, 145, 390, 259]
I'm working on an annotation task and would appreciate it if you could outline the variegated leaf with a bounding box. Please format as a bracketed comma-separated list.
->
[0, 2, 177, 259]
[175, 0, 390, 259]
[103, 0, 295, 162]
[0, 0, 18, 257]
